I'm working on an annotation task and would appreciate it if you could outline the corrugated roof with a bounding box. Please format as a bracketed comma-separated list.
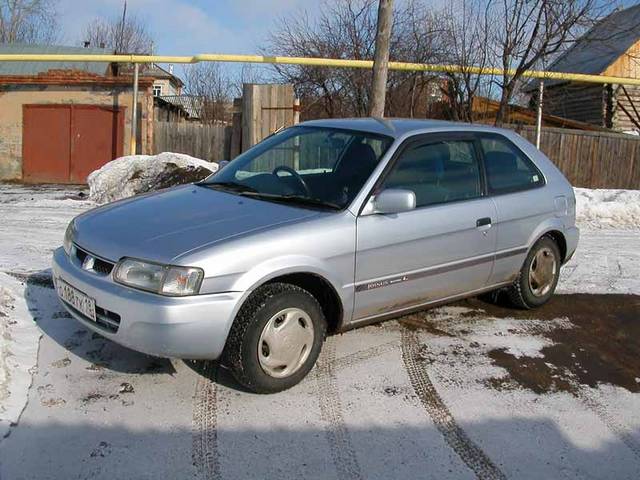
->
[0, 43, 112, 76]
[524, 5, 640, 91]
[119, 63, 185, 86]
[159, 95, 203, 119]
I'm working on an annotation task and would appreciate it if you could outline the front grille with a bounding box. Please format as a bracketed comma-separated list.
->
[74, 246, 115, 276]
[65, 301, 121, 333]
[95, 306, 121, 333]
[93, 259, 114, 275]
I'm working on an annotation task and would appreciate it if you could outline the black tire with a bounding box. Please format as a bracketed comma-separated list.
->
[506, 235, 561, 309]
[477, 289, 502, 305]
[222, 282, 327, 393]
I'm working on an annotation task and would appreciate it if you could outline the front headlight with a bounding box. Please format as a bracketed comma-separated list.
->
[113, 258, 204, 296]
[63, 220, 76, 255]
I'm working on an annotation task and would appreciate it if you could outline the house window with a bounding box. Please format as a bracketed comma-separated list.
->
[153, 85, 162, 97]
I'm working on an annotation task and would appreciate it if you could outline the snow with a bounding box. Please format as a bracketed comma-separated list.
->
[421, 313, 640, 479]
[574, 187, 640, 230]
[0, 184, 639, 477]
[0, 273, 41, 438]
[88, 152, 218, 204]
[0, 185, 90, 273]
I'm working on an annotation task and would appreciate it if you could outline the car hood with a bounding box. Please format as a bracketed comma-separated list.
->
[73, 185, 322, 263]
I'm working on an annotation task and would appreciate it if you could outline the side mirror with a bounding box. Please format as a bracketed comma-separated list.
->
[369, 188, 416, 215]
[217, 160, 230, 171]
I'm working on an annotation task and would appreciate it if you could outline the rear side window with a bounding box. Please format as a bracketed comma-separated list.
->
[481, 136, 544, 194]
[383, 140, 482, 207]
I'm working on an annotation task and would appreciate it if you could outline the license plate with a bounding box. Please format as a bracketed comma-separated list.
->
[57, 279, 96, 322]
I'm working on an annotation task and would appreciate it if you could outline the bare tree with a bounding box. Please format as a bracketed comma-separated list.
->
[266, 0, 376, 118]
[266, 0, 443, 119]
[184, 62, 233, 124]
[488, 0, 608, 126]
[369, 0, 393, 117]
[387, 1, 446, 117]
[0, 0, 58, 44]
[82, 6, 153, 54]
[437, 0, 494, 122]
[233, 63, 268, 97]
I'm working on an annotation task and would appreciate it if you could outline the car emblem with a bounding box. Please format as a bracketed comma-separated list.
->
[82, 255, 95, 271]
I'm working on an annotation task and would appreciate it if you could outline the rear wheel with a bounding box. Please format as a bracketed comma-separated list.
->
[507, 236, 561, 309]
[222, 283, 326, 393]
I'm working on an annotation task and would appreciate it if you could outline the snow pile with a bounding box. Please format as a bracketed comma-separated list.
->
[574, 188, 640, 230]
[88, 152, 218, 204]
[0, 273, 41, 438]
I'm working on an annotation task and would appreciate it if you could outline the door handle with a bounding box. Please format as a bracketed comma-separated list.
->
[476, 217, 492, 231]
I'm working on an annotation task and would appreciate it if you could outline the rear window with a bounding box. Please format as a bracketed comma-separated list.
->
[481, 136, 544, 194]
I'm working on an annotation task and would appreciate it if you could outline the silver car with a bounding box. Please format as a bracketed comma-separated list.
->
[52, 119, 579, 393]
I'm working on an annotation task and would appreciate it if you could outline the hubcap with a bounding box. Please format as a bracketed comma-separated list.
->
[528, 247, 557, 297]
[258, 308, 315, 378]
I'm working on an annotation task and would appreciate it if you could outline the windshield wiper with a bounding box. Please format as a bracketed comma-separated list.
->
[238, 192, 342, 210]
[197, 181, 257, 193]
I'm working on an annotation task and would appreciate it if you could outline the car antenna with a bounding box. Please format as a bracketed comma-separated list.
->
[371, 117, 396, 134]
[264, 125, 287, 140]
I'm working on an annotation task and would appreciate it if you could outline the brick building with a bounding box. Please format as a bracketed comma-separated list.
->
[0, 44, 163, 183]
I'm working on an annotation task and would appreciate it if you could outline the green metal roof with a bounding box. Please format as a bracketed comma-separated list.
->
[0, 43, 112, 76]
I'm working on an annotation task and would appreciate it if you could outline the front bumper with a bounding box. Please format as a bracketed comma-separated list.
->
[52, 247, 242, 359]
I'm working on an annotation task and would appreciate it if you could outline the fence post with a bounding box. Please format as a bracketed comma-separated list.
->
[230, 97, 243, 158]
[535, 80, 544, 149]
[241, 83, 260, 152]
[130, 63, 139, 155]
[293, 98, 300, 124]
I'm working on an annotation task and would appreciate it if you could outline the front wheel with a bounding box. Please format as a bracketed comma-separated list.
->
[507, 236, 561, 309]
[222, 283, 326, 393]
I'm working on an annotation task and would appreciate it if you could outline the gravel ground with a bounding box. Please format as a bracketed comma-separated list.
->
[0, 184, 639, 480]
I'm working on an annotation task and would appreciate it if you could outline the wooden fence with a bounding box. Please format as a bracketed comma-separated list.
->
[154, 112, 639, 189]
[513, 125, 640, 189]
[153, 84, 299, 163]
[153, 122, 231, 162]
[241, 84, 297, 152]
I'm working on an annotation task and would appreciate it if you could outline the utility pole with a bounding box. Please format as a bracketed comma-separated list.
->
[535, 80, 544, 149]
[130, 62, 139, 155]
[369, 0, 393, 117]
[117, 0, 127, 54]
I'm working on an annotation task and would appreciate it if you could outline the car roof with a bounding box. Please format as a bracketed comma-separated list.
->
[299, 117, 511, 140]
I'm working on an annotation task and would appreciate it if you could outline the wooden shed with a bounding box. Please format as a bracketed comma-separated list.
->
[524, 5, 640, 133]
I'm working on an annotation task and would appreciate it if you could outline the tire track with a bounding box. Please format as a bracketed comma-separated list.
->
[315, 339, 364, 480]
[192, 362, 221, 480]
[401, 329, 507, 480]
[579, 391, 640, 460]
[329, 340, 400, 373]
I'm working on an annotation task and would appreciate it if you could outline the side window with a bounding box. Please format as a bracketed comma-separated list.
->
[481, 136, 544, 194]
[383, 140, 482, 208]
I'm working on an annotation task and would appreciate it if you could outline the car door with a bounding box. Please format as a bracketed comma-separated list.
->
[352, 133, 498, 322]
[478, 134, 550, 285]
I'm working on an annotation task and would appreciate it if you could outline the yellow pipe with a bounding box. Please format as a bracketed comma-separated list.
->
[1, 53, 640, 86]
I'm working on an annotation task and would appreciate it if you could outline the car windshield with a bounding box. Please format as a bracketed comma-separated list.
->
[199, 126, 393, 210]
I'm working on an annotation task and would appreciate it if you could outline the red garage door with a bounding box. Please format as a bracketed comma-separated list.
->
[23, 105, 125, 184]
